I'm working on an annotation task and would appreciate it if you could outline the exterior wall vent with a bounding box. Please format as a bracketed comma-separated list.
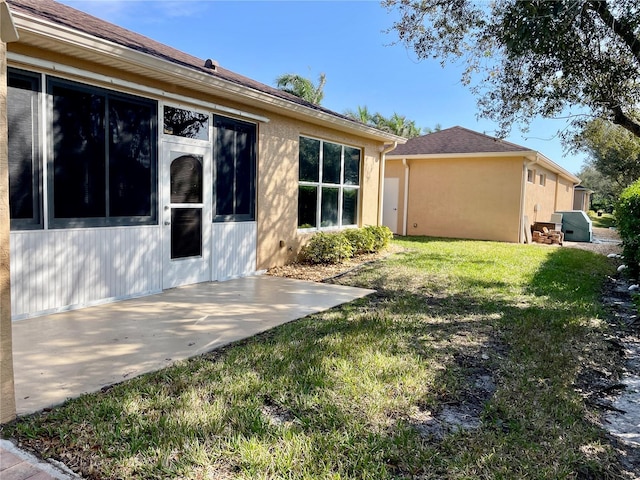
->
[204, 58, 218, 70]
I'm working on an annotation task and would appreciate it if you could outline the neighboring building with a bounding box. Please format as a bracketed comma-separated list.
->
[383, 126, 580, 243]
[2, 0, 404, 320]
[573, 185, 593, 212]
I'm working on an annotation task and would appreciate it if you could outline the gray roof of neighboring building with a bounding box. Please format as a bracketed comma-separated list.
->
[388, 126, 531, 156]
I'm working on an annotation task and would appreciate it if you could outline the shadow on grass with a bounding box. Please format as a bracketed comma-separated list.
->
[1, 237, 620, 479]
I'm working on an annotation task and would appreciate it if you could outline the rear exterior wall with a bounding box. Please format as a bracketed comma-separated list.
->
[404, 156, 524, 242]
[256, 117, 383, 270]
[523, 164, 574, 226]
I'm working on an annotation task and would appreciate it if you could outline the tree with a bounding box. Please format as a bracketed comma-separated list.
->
[275, 72, 326, 105]
[343, 105, 375, 125]
[384, 0, 640, 140]
[343, 105, 439, 138]
[574, 163, 619, 213]
[572, 118, 640, 189]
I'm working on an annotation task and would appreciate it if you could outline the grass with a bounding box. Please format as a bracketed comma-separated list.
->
[588, 210, 617, 229]
[1, 237, 624, 479]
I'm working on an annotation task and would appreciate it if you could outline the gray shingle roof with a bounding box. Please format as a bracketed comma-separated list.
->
[389, 126, 531, 156]
[7, 0, 368, 128]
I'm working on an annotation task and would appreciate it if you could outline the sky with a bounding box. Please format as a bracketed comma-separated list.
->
[57, 0, 589, 175]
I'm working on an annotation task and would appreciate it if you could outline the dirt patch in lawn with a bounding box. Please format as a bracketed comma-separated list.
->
[268, 234, 640, 476]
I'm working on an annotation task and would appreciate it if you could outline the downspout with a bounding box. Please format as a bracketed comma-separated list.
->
[402, 158, 409, 236]
[520, 158, 537, 243]
[378, 141, 398, 226]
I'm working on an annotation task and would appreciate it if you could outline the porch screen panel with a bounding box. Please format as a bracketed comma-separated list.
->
[51, 83, 106, 219]
[48, 77, 157, 228]
[213, 116, 256, 222]
[7, 69, 41, 229]
[170, 155, 203, 203]
[171, 208, 202, 259]
[109, 98, 154, 217]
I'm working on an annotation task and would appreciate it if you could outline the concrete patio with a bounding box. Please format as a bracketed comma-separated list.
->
[11, 275, 374, 415]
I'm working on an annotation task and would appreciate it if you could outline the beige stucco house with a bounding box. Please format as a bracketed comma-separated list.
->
[3, 0, 405, 319]
[383, 126, 580, 243]
[0, 0, 404, 421]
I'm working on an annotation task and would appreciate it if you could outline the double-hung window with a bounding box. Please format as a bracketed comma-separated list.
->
[48, 77, 157, 228]
[298, 136, 361, 229]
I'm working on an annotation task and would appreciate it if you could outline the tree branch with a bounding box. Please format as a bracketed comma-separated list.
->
[589, 1, 640, 64]
[610, 104, 640, 138]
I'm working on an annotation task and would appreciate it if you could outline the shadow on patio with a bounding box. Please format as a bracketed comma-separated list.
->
[11, 275, 374, 415]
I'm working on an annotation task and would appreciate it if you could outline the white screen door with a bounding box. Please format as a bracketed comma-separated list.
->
[162, 142, 211, 289]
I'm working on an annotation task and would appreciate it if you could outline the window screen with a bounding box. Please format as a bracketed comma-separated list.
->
[213, 116, 256, 222]
[7, 68, 41, 229]
[48, 77, 157, 227]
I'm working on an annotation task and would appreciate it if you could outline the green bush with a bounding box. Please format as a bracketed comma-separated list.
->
[363, 225, 394, 252]
[616, 179, 640, 279]
[301, 231, 354, 264]
[343, 228, 376, 255]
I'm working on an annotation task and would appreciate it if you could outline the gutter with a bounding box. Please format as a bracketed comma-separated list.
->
[378, 142, 398, 226]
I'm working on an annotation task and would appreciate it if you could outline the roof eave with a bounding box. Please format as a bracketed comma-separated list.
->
[11, 8, 406, 144]
[386, 151, 534, 160]
[387, 150, 580, 183]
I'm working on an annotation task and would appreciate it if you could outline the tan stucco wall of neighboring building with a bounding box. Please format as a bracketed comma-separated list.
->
[556, 175, 575, 211]
[403, 156, 524, 243]
[523, 164, 575, 226]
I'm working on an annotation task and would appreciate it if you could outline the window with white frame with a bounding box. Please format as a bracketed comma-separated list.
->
[298, 136, 361, 229]
[527, 169, 535, 183]
[539, 173, 546, 186]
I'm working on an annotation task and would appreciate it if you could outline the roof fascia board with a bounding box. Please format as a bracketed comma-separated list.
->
[387, 150, 579, 183]
[386, 151, 537, 161]
[12, 10, 405, 144]
[1, 1, 19, 42]
[533, 153, 580, 184]
[8, 52, 271, 124]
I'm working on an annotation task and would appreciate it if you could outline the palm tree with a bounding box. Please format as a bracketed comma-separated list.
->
[275, 73, 326, 105]
[344, 105, 374, 125]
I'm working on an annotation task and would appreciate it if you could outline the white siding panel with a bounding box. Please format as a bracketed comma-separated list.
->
[10, 227, 162, 319]
[211, 222, 257, 281]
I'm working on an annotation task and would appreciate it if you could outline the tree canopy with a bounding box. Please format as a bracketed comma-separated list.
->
[384, 0, 640, 140]
[275, 73, 326, 105]
[343, 105, 440, 138]
[572, 118, 640, 187]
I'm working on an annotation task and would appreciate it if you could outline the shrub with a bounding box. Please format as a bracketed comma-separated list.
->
[363, 225, 394, 252]
[301, 231, 354, 264]
[616, 179, 640, 280]
[343, 228, 376, 255]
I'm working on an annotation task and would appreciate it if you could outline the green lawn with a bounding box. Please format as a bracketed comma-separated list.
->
[1, 238, 625, 479]
[588, 210, 617, 228]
